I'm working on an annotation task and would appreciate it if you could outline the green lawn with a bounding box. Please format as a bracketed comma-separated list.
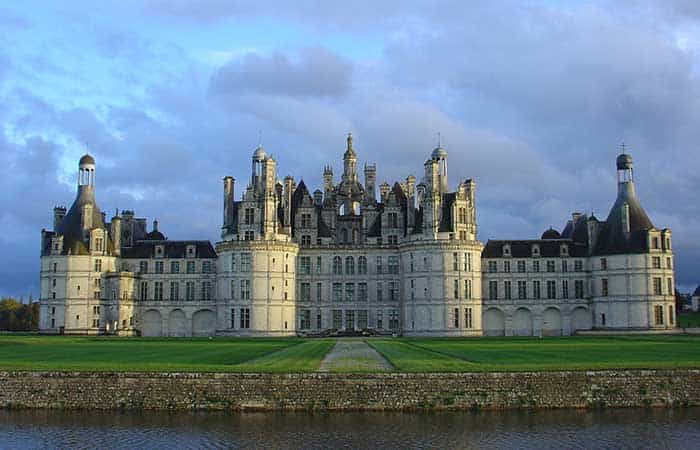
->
[369, 336, 700, 372]
[679, 312, 700, 328]
[0, 336, 331, 372]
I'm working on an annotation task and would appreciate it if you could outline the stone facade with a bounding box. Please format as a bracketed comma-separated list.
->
[1, 370, 698, 411]
[39, 137, 675, 336]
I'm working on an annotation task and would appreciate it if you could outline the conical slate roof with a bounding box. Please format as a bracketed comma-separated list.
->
[55, 186, 108, 255]
[595, 181, 654, 255]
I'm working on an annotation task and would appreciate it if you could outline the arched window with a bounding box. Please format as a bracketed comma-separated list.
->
[332, 256, 342, 275]
[358, 256, 367, 274]
[341, 229, 348, 243]
[345, 256, 355, 275]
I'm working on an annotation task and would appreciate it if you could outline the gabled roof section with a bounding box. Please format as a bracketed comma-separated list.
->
[121, 240, 217, 259]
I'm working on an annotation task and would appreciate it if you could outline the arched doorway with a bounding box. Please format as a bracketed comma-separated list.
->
[513, 308, 533, 336]
[483, 308, 505, 336]
[168, 309, 187, 337]
[542, 307, 562, 336]
[192, 309, 216, 337]
[571, 307, 592, 333]
[141, 309, 162, 337]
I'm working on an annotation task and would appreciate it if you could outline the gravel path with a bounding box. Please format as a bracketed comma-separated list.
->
[318, 339, 394, 372]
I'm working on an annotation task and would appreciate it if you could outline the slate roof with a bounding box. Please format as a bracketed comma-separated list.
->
[121, 240, 217, 259]
[55, 186, 111, 255]
[482, 239, 588, 258]
[594, 182, 654, 255]
[438, 193, 455, 232]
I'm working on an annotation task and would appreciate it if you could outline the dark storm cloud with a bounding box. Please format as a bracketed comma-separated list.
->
[210, 47, 352, 99]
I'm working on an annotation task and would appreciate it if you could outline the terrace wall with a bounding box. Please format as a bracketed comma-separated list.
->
[1, 370, 699, 411]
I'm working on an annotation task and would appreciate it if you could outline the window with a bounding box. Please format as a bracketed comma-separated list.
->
[453, 253, 459, 271]
[358, 283, 368, 301]
[600, 258, 608, 270]
[139, 261, 148, 274]
[562, 260, 568, 273]
[651, 256, 661, 269]
[357, 256, 367, 274]
[458, 207, 467, 224]
[345, 283, 355, 302]
[186, 282, 195, 301]
[503, 261, 511, 273]
[388, 235, 398, 245]
[533, 261, 540, 273]
[533, 280, 541, 299]
[139, 281, 148, 301]
[669, 305, 674, 326]
[454, 280, 460, 299]
[345, 310, 355, 330]
[388, 310, 399, 330]
[230, 280, 236, 299]
[301, 213, 312, 228]
[170, 282, 179, 301]
[666, 257, 672, 269]
[332, 310, 343, 329]
[465, 308, 473, 329]
[230, 309, 235, 328]
[239, 280, 250, 300]
[171, 261, 180, 273]
[575, 280, 584, 298]
[155, 261, 163, 274]
[345, 256, 355, 275]
[454, 308, 460, 328]
[652, 237, 659, 249]
[460, 230, 467, 241]
[316, 256, 322, 274]
[376, 310, 383, 329]
[200, 281, 211, 300]
[654, 305, 663, 325]
[93, 290, 101, 300]
[240, 253, 251, 272]
[653, 277, 662, 295]
[300, 283, 311, 301]
[186, 261, 195, 274]
[316, 282, 322, 302]
[504, 281, 512, 300]
[518, 281, 526, 299]
[95, 237, 103, 251]
[562, 280, 569, 299]
[376, 282, 383, 302]
[94, 259, 102, 272]
[333, 283, 342, 302]
[517, 261, 526, 273]
[667, 278, 673, 296]
[358, 310, 368, 329]
[244, 208, 254, 225]
[389, 281, 399, 301]
[489, 281, 498, 300]
[317, 313, 322, 330]
[154, 281, 163, 301]
[388, 212, 398, 228]
[464, 253, 472, 271]
[300, 310, 311, 330]
[201, 261, 211, 274]
[376, 256, 383, 274]
[240, 308, 250, 328]
[299, 257, 311, 275]
[301, 235, 311, 246]
[488, 261, 497, 273]
[332, 256, 342, 275]
[464, 279, 472, 299]
[602, 278, 609, 296]
[546, 260, 555, 272]
[388, 256, 399, 274]
[244, 231, 254, 241]
[574, 260, 583, 272]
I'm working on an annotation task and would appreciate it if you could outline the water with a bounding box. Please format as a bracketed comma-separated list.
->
[1, 408, 699, 449]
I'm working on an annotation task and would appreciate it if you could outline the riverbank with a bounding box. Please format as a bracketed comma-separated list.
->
[1, 369, 698, 411]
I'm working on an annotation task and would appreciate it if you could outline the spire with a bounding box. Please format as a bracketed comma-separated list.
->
[344, 132, 356, 159]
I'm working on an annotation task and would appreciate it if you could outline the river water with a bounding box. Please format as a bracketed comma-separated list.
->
[1, 408, 699, 449]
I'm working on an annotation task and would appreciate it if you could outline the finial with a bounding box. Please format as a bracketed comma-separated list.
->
[620, 142, 626, 153]
[257, 130, 263, 148]
[347, 132, 353, 150]
[437, 132, 441, 148]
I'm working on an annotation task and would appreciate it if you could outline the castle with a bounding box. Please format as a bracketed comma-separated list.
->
[39, 135, 677, 336]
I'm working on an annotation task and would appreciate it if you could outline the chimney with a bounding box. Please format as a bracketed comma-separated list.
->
[379, 182, 390, 203]
[111, 213, 122, 256]
[313, 189, 323, 206]
[364, 163, 376, 203]
[223, 176, 235, 229]
[53, 206, 66, 231]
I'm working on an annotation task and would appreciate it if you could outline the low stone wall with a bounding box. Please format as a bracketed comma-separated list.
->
[0, 370, 698, 411]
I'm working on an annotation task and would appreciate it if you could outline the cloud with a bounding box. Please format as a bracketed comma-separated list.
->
[210, 47, 352, 98]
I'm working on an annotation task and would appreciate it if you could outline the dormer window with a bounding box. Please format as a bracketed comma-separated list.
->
[155, 245, 164, 257]
[502, 244, 511, 256]
[532, 244, 540, 256]
[560, 245, 568, 256]
[187, 245, 195, 257]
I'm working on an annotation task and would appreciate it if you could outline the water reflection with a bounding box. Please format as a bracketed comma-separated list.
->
[0, 408, 698, 449]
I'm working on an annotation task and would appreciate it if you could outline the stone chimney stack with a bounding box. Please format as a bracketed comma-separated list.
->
[53, 206, 66, 231]
[223, 176, 235, 229]
[111, 213, 122, 256]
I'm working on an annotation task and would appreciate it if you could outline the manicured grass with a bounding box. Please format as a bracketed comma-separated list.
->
[679, 313, 700, 328]
[235, 340, 335, 372]
[0, 336, 314, 372]
[370, 336, 700, 372]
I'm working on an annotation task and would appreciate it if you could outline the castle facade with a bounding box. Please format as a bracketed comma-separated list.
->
[39, 136, 676, 336]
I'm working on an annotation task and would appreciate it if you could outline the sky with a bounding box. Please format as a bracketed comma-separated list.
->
[1, 0, 700, 298]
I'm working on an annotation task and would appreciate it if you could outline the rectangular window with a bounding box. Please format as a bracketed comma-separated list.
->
[562, 280, 568, 299]
[503, 261, 511, 273]
[358, 282, 368, 302]
[652, 256, 661, 269]
[186, 261, 195, 274]
[376, 310, 383, 329]
[230, 280, 236, 300]
[244, 208, 254, 225]
[574, 260, 583, 272]
[230, 254, 236, 272]
[333, 283, 342, 302]
[454, 279, 460, 299]
[464, 279, 472, 300]
[154, 281, 163, 301]
[667, 278, 673, 296]
[316, 282, 322, 302]
[652, 237, 659, 249]
[669, 305, 674, 326]
[201, 281, 212, 300]
[575, 280, 584, 298]
[533, 280, 541, 299]
[155, 261, 163, 274]
[244, 230, 254, 241]
[517, 260, 526, 273]
[562, 260, 568, 273]
[388, 256, 399, 274]
[240, 280, 250, 300]
[454, 307, 459, 328]
[546, 260, 555, 272]
[316, 256, 322, 274]
[170, 281, 179, 301]
[602, 278, 609, 296]
[489, 281, 498, 300]
[465, 308, 473, 329]
[504, 281, 512, 300]
[202, 261, 212, 274]
[300, 310, 311, 330]
[653, 277, 662, 295]
[518, 281, 526, 299]
[453, 253, 459, 271]
[301, 235, 311, 246]
[388, 235, 398, 245]
[231, 309, 235, 328]
[666, 257, 672, 269]
[301, 213, 312, 228]
[388, 310, 399, 330]
[654, 305, 663, 325]
[332, 310, 343, 329]
[376, 256, 383, 274]
[533, 260, 540, 273]
[488, 261, 497, 273]
[388, 212, 398, 228]
[186, 281, 195, 301]
[171, 261, 180, 273]
[458, 207, 468, 224]
[358, 310, 368, 329]
[95, 237, 103, 252]
[389, 281, 399, 301]
[376, 282, 383, 302]
[317, 313, 322, 329]
[240, 253, 251, 272]
[300, 283, 311, 301]
[299, 256, 311, 275]
[601, 258, 608, 270]
[345, 310, 355, 330]
[94, 259, 102, 272]
[240, 308, 250, 329]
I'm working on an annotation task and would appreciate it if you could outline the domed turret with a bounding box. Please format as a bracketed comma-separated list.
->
[252, 146, 267, 161]
[541, 228, 561, 240]
[616, 153, 633, 170]
[79, 153, 95, 166]
[431, 146, 448, 160]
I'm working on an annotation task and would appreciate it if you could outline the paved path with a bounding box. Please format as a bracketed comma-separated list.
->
[318, 339, 394, 372]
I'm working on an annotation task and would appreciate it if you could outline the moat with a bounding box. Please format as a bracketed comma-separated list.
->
[1, 408, 698, 449]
